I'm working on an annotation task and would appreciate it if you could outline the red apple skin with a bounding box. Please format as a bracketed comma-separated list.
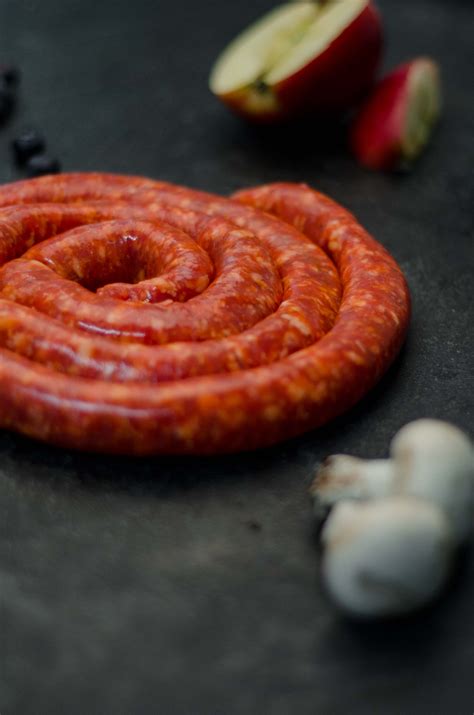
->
[215, 2, 383, 123]
[274, 2, 383, 117]
[350, 62, 412, 170]
[350, 58, 440, 170]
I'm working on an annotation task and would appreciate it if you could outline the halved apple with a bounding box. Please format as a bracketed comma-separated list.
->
[350, 57, 442, 170]
[209, 0, 383, 122]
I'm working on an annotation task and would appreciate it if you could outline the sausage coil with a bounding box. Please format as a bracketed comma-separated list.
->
[0, 173, 410, 454]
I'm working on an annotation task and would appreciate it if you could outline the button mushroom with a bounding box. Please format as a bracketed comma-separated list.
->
[321, 497, 455, 618]
[312, 419, 473, 617]
[311, 419, 473, 545]
[390, 419, 474, 545]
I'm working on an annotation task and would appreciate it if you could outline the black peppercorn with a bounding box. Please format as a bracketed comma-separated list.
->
[0, 85, 14, 125]
[25, 153, 61, 177]
[0, 65, 20, 87]
[12, 129, 47, 165]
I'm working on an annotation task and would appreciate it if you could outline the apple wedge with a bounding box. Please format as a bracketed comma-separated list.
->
[350, 57, 442, 170]
[209, 0, 382, 122]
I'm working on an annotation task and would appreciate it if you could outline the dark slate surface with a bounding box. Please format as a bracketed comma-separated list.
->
[0, 1, 473, 713]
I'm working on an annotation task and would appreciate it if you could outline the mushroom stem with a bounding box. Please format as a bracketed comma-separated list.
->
[311, 456, 395, 517]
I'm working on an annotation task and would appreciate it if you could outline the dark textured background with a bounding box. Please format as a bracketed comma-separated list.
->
[0, 1, 473, 713]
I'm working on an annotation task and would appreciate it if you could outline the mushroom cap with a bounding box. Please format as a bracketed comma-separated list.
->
[321, 496, 455, 617]
[390, 419, 474, 544]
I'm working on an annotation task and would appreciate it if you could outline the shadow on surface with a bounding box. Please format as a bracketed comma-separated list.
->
[209, 111, 350, 180]
[0, 429, 294, 498]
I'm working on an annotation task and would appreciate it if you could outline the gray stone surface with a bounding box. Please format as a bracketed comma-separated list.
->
[0, 0, 473, 713]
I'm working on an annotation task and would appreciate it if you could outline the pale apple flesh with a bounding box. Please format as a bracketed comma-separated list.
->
[209, 0, 382, 122]
[350, 58, 441, 170]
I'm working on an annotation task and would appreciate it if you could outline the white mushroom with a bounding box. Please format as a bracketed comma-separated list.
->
[310, 455, 395, 517]
[311, 420, 474, 544]
[320, 497, 455, 618]
[390, 419, 474, 545]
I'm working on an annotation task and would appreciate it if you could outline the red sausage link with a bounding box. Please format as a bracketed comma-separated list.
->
[0, 174, 409, 454]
